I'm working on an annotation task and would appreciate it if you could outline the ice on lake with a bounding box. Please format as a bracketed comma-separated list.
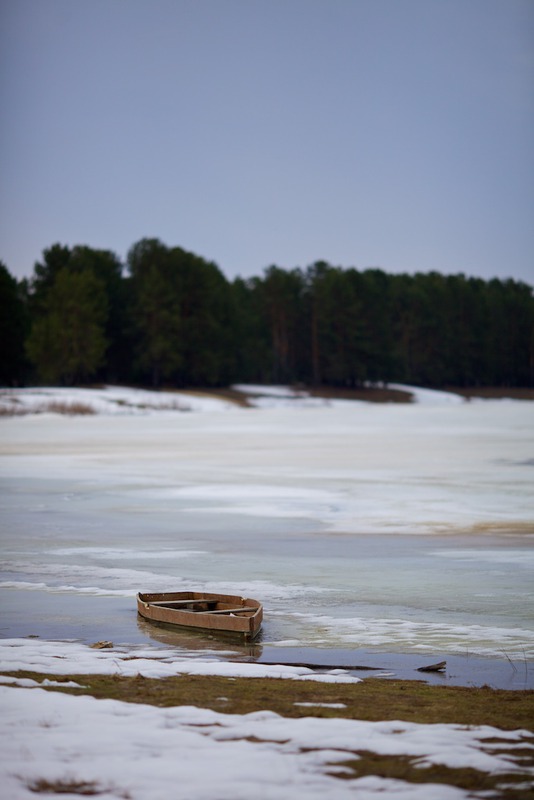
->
[1, 385, 533, 681]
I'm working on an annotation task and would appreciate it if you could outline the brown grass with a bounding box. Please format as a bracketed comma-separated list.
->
[223, 384, 415, 404]
[8, 671, 534, 730]
[27, 778, 130, 797]
[332, 751, 534, 799]
[307, 385, 414, 403]
[0, 406, 26, 416]
[10, 671, 534, 798]
[41, 401, 96, 416]
[0, 400, 96, 416]
[28, 779, 104, 795]
[167, 384, 534, 404]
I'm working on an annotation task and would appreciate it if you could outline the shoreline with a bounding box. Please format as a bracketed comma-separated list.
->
[2, 590, 533, 691]
[3, 670, 533, 799]
[3, 667, 534, 731]
[254, 646, 534, 690]
[2, 629, 532, 691]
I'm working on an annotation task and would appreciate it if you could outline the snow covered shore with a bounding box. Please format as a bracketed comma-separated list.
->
[0, 385, 236, 415]
[2, 684, 532, 800]
[0, 382, 469, 416]
[1, 640, 532, 800]
[0, 637, 361, 683]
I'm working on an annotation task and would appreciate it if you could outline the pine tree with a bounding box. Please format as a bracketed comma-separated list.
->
[26, 268, 108, 384]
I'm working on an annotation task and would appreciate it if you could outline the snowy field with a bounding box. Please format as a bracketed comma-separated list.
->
[0, 384, 237, 415]
[1, 384, 533, 798]
[1, 683, 532, 799]
[0, 639, 533, 799]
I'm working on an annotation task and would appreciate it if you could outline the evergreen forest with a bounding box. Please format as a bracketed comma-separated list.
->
[1, 238, 533, 390]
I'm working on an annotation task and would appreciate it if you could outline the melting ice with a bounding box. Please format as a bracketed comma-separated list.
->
[1, 385, 533, 664]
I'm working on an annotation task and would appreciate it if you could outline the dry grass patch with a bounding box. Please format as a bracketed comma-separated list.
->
[7, 671, 534, 730]
[28, 778, 105, 795]
[331, 751, 534, 799]
[27, 778, 131, 797]
[308, 385, 414, 403]
[0, 405, 26, 416]
[0, 400, 96, 416]
[41, 401, 96, 416]
[9, 671, 534, 798]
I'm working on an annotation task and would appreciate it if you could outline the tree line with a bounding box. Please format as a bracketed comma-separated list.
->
[1, 238, 533, 389]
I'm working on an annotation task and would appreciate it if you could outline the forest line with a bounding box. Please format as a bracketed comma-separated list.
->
[1, 237, 533, 389]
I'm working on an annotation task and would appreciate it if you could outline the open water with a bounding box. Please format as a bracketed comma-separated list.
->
[1, 399, 533, 687]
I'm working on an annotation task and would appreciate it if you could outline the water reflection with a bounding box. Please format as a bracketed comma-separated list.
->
[136, 615, 264, 659]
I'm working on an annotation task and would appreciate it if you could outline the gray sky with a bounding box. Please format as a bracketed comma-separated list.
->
[1, 0, 533, 285]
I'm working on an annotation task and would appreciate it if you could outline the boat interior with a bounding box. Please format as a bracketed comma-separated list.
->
[147, 598, 258, 615]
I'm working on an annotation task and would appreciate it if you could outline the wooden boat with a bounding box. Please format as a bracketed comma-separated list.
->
[137, 591, 263, 640]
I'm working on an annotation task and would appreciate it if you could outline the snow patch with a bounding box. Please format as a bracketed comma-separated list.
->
[0, 683, 531, 800]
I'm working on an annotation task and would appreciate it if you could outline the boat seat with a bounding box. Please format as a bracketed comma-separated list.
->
[147, 598, 216, 607]
[196, 607, 258, 615]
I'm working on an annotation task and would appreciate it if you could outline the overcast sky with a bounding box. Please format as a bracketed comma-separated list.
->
[1, 0, 533, 285]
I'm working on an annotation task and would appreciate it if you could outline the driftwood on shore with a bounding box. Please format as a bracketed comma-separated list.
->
[241, 659, 447, 675]
[253, 660, 383, 671]
[416, 661, 447, 673]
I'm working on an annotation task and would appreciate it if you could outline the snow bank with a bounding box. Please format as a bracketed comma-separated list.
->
[1, 684, 531, 800]
[0, 638, 360, 683]
[0, 383, 499, 418]
[1, 384, 526, 417]
[233, 383, 466, 406]
[0, 385, 235, 415]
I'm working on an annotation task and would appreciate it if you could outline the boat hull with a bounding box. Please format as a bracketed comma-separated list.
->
[137, 591, 263, 640]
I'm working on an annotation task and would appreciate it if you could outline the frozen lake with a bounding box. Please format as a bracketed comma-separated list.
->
[1, 388, 533, 687]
